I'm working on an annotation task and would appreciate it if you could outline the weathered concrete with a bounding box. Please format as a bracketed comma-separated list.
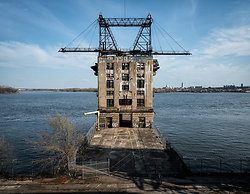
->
[94, 55, 159, 128]
[77, 127, 187, 177]
[1, 174, 250, 193]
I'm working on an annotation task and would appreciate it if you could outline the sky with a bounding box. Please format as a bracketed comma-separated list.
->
[0, 0, 250, 88]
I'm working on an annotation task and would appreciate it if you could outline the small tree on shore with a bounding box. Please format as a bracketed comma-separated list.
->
[33, 113, 84, 176]
[0, 137, 16, 175]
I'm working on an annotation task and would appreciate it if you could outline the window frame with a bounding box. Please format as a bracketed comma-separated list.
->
[122, 85, 129, 91]
[106, 91, 114, 96]
[137, 90, 144, 95]
[122, 73, 129, 81]
[122, 63, 130, 70]
[106, 73, 114, 78]
[107, 99, 114, 107]
[107, 80, 114, 88]
[137, 80, 144, 88]
[137, 99, 145, 107]
[119, 99, 132, 105]
[106, 63, 114, 70]
[137, 62, 145, 70]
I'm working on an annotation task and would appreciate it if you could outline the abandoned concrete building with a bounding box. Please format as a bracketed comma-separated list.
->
[59, 14, 190, 129]
[92, 56, 159, 128]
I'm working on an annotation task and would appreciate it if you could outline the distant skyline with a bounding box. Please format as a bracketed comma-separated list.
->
[0, 0, 250, 88]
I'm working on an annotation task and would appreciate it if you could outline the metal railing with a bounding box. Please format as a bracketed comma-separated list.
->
[84, 122, 97, 146]
[81, 160, 110, 178]
[151, 122, 184, 159]
[184, 157, 250, 174]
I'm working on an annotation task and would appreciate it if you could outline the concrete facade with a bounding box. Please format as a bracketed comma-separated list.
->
[92, 55, 159, 128]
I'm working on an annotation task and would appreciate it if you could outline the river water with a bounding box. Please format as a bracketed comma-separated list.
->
[0, 91, 250, 174]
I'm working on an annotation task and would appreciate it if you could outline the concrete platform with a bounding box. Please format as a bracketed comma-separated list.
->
[77, 127, 186, 177]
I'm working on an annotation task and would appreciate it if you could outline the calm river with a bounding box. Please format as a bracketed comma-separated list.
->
[0, 91, 250, 174]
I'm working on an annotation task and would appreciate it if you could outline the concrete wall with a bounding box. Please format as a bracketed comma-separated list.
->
[97, 56, 157, 128]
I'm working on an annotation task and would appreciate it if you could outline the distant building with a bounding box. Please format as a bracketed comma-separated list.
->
[195, 86, 203, 89]
[224, 85, 236, 89]
[181, 82, 184, 88]
[164, 84, 172, 89]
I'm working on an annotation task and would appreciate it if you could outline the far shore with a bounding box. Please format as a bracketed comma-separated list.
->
[0, 86, 19, 94]
[20, 88, 98, 92]
[19, 87, 250, 93]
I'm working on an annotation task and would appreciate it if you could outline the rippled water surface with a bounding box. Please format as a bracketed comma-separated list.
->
[0, 91, 250, 174]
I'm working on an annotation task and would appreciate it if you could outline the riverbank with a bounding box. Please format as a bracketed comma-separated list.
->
[20, 88, 98, 92]
[0, 86, 18, 94]
[153, 87, 250, 93]
[18, 87, 250, 93]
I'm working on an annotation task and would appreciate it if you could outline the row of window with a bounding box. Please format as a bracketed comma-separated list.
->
[107, 80, 144, 89]
[107, 73, 144, 80]
[106, 62, 145, 70]
[107, 99, 144, 107]
[106, 90, 144, 96]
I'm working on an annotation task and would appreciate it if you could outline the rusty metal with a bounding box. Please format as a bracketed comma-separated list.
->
[59, 14, 192, 56]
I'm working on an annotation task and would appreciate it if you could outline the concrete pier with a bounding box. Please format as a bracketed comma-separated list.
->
[77, 126, 188, 177]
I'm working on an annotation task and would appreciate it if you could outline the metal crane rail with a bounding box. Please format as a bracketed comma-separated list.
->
[58, 47, 191, 56]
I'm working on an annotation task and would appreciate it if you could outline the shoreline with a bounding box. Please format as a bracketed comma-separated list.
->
[17, 88, 250, 93]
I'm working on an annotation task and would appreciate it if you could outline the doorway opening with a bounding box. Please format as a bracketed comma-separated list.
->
[119, 114, 132, 127]
[106, 117, 112, 128]
[139, 117, 145, 128]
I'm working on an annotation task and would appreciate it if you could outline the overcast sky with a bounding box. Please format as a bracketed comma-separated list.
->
[0, 0, 250, 88]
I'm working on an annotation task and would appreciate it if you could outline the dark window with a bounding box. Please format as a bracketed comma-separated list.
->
[122, 85, 129, 91]
[107, 80, 114, 88]
[122, 63, 129, 70]
[122, 74, 129, 81]
[106, 73, 114, 78]
[107, 99, 114, 107]
[106, 63, 114, 70]
[137, 74, 144, 78]
[137, 90, 144, 95]
[137, 63, 145, 70]
[106, 91, 114, 95]
[137, 80, 144, 88]
[119, 99, 132, 105]
[137, 99, 144, 107]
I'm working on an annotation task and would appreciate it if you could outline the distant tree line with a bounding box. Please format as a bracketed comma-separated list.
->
[22, 88, 98, 92]
[0, 86, 18, 94]
[153, 88, 249, 93]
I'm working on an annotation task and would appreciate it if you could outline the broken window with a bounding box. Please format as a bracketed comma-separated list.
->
[107, 99, 114, 107]
[106, 73, 114, 78]
[122, 85, 129, 91]
[106, 91, 114, 95]
[122, 63, 129, 70]
[122, 74, 129, 81]
[106, 63, 114, 70]
[137, 74, 144, 78]
[137, 90, 144, 95]
[119, 99, 132, 105]
[137, 99, 145, 107]
[107, 80, 114, 88]
[137, 80, 144, 88]
[137, 62, 145, 70]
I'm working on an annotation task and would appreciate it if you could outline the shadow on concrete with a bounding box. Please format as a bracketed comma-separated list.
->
[77, 145, 189, 178]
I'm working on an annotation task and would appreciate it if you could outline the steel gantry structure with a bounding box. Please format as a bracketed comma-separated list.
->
[59, 14, 192, 56]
